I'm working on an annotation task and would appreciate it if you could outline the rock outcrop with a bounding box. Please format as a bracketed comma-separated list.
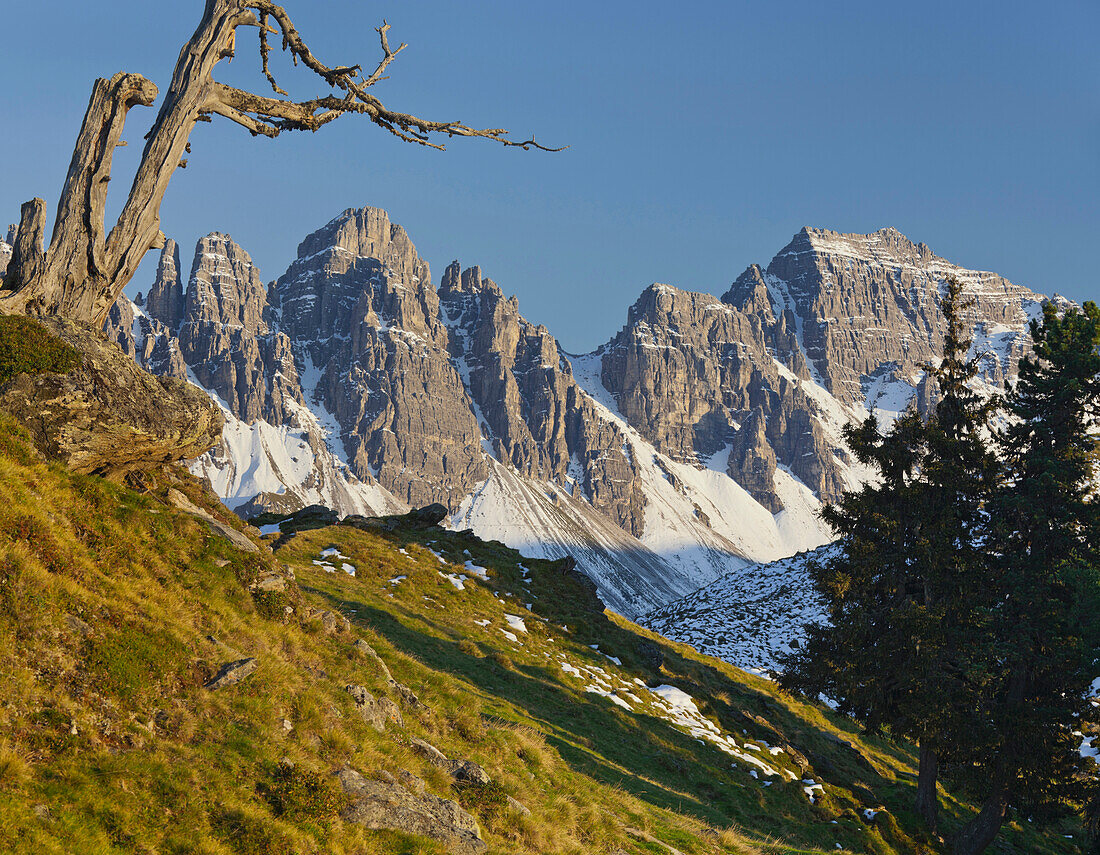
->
[105, 296, 189, 381]
[345, 685, 403, 731]
[0, 316, 221, 476]
[726, 408, 780, 513]
[205, 657, 259, 690]
[179, 233, 301, 425]
[336, 767, 487, 854]
[145, 238, 186, 331]
[0, 225, 13, 278]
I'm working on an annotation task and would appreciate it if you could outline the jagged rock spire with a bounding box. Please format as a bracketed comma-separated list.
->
[145, 238, 185, 331]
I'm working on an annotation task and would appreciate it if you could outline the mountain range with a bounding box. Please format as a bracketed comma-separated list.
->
[5, 209, 1042, 619]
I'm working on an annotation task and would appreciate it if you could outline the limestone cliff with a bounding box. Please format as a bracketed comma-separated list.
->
[99, 213, 1050, 616]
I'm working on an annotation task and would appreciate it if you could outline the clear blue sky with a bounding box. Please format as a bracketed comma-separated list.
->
[2, 1, 1096, 352]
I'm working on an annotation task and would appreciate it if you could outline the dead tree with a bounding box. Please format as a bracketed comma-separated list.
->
[0, 0, 558, 327]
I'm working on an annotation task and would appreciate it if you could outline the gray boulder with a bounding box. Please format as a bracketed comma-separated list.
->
[205, 657, 258, 690]
[346, 685, 403, 732]
[410, 737, 491, 784]
[336, 767, 486, 854]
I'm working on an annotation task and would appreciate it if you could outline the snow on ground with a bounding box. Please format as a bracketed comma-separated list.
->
[572, 352, 836, 565]
[439, 572, 467, 591]
[464, 561, 490, 580]
[641, 545, 839, 675]
[450, 354, 841, 618]
[504, 614, 528, 633]
[554, 649, 799, 779]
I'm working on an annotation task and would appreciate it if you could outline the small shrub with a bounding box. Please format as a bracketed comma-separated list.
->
[252, 589, 290, 621]
[260, 761, 346, 823]
[456, 639, 480, 658]
[453, 778, 509, 823]
[0, 315, 82, 384]
[230, 555, 267, 588]
[490, 651, 513, 671]
[0, 743, 29, 789]
[210, 807, 294, 855]
[83, 624, 189, 703]
[0, 412, 37, 464]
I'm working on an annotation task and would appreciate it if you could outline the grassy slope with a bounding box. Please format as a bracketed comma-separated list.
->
[0, 412, 1085, 855]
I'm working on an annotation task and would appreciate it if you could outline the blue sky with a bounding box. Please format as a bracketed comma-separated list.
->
[2, 1, 1096, 352]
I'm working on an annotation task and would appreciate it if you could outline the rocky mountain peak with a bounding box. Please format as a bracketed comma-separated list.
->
[272, 206, 440, 351]
[722, 264, 774, 320]
[145, 238, 185, 332]
[439, 261, 505, 299]
[0, 238, 11, 280]
[792, 225, 938, 268]
[763, 225, 1039, 404]
[622, 283, 744, 338]
[184, 233, 267, 335]
[102, 208, 1052, 622]
[295, 206, 430, 288]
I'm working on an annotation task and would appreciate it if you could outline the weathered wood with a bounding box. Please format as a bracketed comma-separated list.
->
[2, 198, 47, 293]
[0, 0, 558, 326]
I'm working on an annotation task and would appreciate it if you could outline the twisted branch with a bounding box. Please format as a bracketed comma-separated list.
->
[227, 2, 564, 151]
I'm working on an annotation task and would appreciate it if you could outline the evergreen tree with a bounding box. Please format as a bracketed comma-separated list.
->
[781, 277, 1003, 836]
[950, 301, 1100, 855]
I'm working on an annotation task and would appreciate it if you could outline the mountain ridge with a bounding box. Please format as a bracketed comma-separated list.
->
[103, 209, 1047, 618]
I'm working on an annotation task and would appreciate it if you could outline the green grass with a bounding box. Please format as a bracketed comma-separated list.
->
[0, 314, 82, 384]
[0, 407, 1088, 854]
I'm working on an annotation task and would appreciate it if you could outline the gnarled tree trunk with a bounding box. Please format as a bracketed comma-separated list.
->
[0, 0, 556, 327]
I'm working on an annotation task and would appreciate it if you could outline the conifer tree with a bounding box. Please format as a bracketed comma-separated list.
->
[781, 277, 1002, 837]
[949, 301, 1100, 855]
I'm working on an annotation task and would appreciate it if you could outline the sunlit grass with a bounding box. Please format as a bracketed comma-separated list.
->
[0, 409, 1084, 854]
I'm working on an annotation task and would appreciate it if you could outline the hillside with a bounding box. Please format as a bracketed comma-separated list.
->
[0, 406, 1087, 854]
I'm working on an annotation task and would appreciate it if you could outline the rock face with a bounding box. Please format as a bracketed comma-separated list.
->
[105, 295, 189, 381]
[600, 281, 845, 507]
[179, 233, 300, 425]
[439, 260, 647, 535]
[758, 227, 1038, 404]
[1, 316, 221, 476]
[269, 208, 486, 509]
[100, 212, 1048, 618]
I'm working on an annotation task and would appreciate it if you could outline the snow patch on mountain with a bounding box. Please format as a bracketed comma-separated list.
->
[641, 545, 839, 676]
[189, 387, 403, 518]
[571, 352, 835, 566]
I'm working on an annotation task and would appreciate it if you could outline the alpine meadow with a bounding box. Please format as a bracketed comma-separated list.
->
[0, 2, 1097, 854]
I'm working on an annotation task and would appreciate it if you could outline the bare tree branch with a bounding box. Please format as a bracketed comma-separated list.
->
[247, 1, 565, 151]
[1, 0, 562, 326]
[363, 21, 407, 86]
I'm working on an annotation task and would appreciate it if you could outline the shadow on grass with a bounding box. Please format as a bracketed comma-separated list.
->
[302, 581, 909, 851]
